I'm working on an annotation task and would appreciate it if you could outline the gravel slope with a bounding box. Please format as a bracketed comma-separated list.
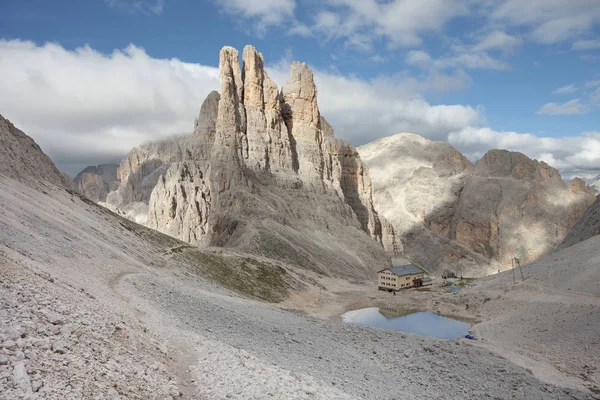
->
[0, 176, 596, 399]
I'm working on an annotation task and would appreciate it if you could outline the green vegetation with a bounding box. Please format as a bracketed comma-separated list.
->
[173, 247, 294, 303]
[171, 245, 193, 254]
[65, 190, 296, 303]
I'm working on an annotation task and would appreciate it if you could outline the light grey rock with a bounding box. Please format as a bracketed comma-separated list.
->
[584, 174, 600, 194]
[106, 387, 122, 399]
[0, 355, 8, 365]
[0, 115, 70, 189]
[12, 361, 30, 391]
[52, 340, 70, 353]
[31, 379, 42, 392]
[145, 45, 391, 278]
[560, 189, 600, 249]
[3, 340, 17, 351]
[194, 91, 220, 140]
[147, 162, 210, 244]
[44, 311, 64, 325]
[359, 134, 595, 275]
[73, 164, 119, 202]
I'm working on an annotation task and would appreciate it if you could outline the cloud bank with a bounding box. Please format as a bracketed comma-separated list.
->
[0, 40, 598, 180]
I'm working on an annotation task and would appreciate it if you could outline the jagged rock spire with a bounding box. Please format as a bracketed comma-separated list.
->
[281, 62, 321, 140]
[194, 91, 220, 139]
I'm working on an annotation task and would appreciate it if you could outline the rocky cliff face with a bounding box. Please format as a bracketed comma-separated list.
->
[359, 134, 596, 276]
[0, 115, 70, 189]
[585, 174, 600, 194]
[142, 45, 391, 278]
[73, 164, 119, 202]
[559, 194, 600, 249]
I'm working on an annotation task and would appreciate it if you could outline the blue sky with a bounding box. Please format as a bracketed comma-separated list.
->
[0, 0, 599, 177]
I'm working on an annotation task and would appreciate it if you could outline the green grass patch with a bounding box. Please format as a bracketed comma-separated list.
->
[174, 249, 294, 303]
[171, 245, 194, 254]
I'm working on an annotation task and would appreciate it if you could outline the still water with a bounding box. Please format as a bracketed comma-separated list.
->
[342, 307, 471, 339]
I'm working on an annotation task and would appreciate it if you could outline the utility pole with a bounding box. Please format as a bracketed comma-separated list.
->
[516, 258, 525, 282]
[512, 258, 516, 284]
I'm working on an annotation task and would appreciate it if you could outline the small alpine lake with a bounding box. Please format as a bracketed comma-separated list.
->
[342, 307, 471, 339]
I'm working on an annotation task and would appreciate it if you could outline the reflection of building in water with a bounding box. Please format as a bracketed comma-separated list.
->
[378, 307, 412, 319]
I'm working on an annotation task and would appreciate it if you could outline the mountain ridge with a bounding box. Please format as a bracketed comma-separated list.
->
[358, 132, 596, 275]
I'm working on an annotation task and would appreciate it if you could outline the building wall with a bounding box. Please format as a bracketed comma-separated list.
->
[378, 269, 397, 289]
[396, 273, 424, 289]
[378, 270, 426, 290]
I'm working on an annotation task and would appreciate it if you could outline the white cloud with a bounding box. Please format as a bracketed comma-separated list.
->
[491, 0, 600, 44]
[210, 0, 600, 61]
[590, 87, 600, 105]
[472, 31, 523, 53]
[366, 54, 385, 64]
[313, 11, 342, 40]
[287, 21, 312, 37]
[266, 61, 481, 144]
[2, 40, 597, 183]
[304, 0, 469, 50]
[406, 48, 511, 71]
[105, 0, 165, 15]
[536, 99, 590, 115]
[448, 127, 600, 179]
[585, 80, 600, 88]
[214, 0, 295, 34]
[405, 50, 432, 67]
[0, 40, 219, 174]
[552, 84, 577, 94]
[572, 39, 600, 50]
[0, 40, 480, 174]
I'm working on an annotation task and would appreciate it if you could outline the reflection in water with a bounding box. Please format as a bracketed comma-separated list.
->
[342, 307, 471, 339]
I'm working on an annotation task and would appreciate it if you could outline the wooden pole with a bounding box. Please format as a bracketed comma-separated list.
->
[517, 258, 525, 282]
[512, 258, 516, 284]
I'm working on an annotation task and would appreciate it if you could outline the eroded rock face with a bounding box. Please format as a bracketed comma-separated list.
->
[559, 188, 600, 249]
[585, 174, 600, 194]
[147, 162, 211, 244]
[90, 92, 221, 220]
[359, 134, 596, 276]
[144, 45, 390, 278]
[0, 115, 69, 189]
[73, 164, 119, 202]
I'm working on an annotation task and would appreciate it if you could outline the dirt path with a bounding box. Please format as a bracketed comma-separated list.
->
[108, 270, 202, 399]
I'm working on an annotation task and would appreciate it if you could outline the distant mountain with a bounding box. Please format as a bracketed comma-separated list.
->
[559, 194, 600, 249]
[359, 133, 596, 276]
[0, 114, 70, 189]
[585, 174, 600, 193]
[73, 164, 119, 202]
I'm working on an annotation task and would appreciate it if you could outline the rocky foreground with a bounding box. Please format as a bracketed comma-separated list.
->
[1, 174, 598, 399]
[1, 44, 599, 399]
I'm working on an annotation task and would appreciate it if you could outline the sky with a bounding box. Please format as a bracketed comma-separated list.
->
[0, 0, 599, 178]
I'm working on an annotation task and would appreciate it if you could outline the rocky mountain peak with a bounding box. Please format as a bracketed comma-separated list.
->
[0, 114, 69, 189]
[194, 91, 220, 139]
[144, 45, 392, 277]
[568, 177, 588, 192]
[281, 61, 321, 139]
[474, 149, 563, 186]
[73, 164, 119, 202]
[359, 133, 596, 275]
